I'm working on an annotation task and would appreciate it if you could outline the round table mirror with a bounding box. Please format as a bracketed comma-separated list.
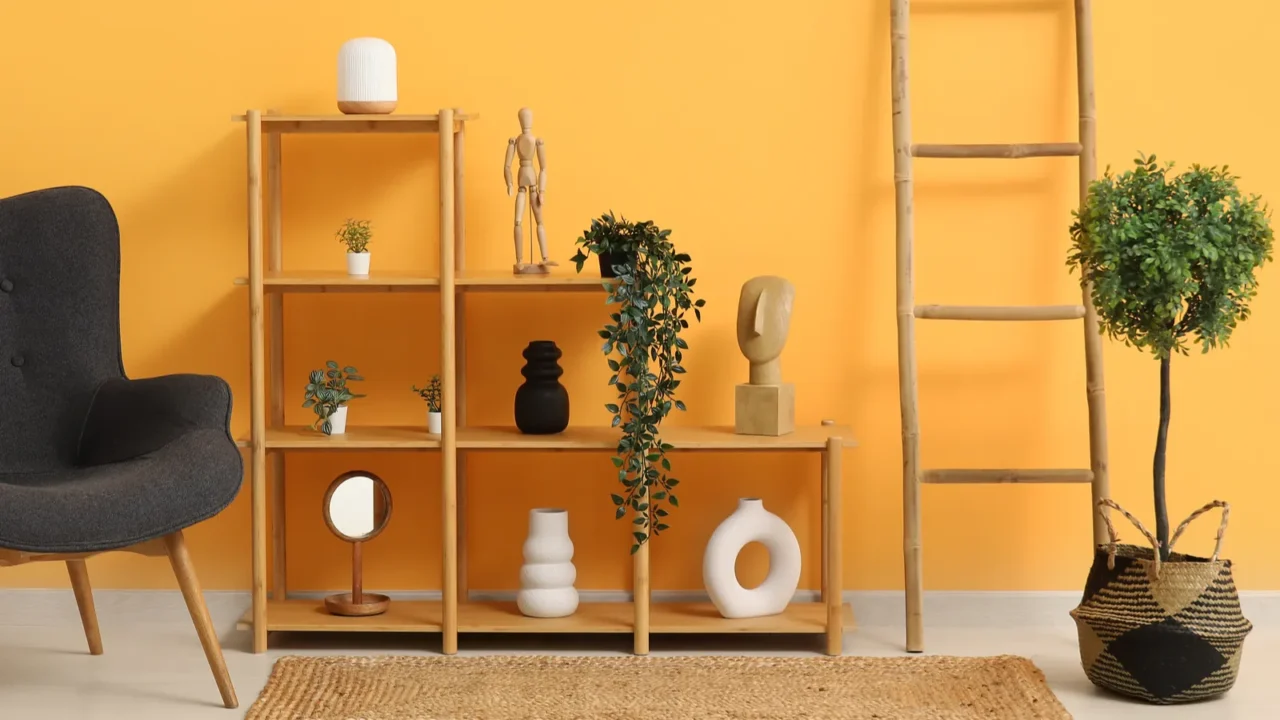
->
[322, 470, 392, 616]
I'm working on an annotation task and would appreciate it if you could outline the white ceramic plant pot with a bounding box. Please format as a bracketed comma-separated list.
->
[516, 508, 578, 618]
[336, 38, 397, 114]
[347, 252, 371, 278]
[703, 498, 801, 619]
[327, 405, 349, 435]
[428, 410, 442, 435]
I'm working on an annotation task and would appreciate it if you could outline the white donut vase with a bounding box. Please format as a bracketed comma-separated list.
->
[703, 498, 801, 619]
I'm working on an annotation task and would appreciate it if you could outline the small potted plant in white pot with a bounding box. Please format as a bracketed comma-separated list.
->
[304, 361, 365, 435]
[337, 218, 372, 277]
[413, 374, 442, 435]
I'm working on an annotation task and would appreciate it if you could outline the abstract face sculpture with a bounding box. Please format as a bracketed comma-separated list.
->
[736, 276, 795, 386]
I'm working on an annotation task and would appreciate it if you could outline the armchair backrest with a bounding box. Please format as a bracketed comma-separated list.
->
[0, 187, 124, 472]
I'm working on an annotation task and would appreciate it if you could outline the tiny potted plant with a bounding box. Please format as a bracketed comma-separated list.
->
[413, 375, 443, 435]
[569, 211, 641, 278]
[1068, 154, 1272, 703]
[571, 213, 704, 553]
[337, 218, 372, 278]
[303, 361, 366, 435]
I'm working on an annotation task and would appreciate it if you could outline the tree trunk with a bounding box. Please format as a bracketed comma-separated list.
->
[1153, 355, 1171, 561]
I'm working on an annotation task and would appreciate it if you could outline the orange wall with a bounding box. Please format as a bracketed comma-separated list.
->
[2, 0, 1278, 593]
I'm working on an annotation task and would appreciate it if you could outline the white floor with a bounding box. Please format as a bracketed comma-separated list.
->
[0, 591, 1274, 719]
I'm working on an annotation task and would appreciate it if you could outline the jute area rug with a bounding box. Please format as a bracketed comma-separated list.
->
[246, 655, 1071, 719]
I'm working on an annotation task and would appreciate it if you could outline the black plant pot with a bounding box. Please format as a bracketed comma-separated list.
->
[597, 251, 633, 279]
[514, 340, 570, 434]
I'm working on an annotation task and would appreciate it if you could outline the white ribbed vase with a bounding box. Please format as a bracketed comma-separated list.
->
[516, 509, 578, 618]
[703, 498, 801, 619]
[336, 38, 397, 115]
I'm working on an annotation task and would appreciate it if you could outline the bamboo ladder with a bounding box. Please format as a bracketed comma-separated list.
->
[891, 0, 1110, 653]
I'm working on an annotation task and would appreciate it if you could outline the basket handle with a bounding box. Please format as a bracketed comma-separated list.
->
[1168, 500, 1230, 562]
[1097, 499, 1161, 578]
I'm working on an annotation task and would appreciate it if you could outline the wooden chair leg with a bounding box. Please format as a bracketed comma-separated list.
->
[164, 531, 239, 709]
[65, 559, 103, 655]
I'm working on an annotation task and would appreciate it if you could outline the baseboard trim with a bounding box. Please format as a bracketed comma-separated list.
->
[3, 588, 1277, 629]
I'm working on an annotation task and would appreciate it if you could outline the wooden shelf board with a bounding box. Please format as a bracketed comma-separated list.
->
[235, 113, 477, 134]
[233, 270, 440, 292]
[459, 601, 632, 633]
[650, 602, 853, 634]
[236, 599, 442, 632]
[456, 270, 612, 292]
[255, 425, 441, 450]
[457, 425, 857, 451]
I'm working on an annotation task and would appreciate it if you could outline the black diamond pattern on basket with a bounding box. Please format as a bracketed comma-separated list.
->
[1106, 617, 1226, 699]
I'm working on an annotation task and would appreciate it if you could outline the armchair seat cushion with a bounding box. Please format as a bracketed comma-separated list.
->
[0, 428, 241, 554]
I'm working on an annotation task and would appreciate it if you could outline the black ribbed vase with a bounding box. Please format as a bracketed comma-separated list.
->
[514, 340, 569, 435]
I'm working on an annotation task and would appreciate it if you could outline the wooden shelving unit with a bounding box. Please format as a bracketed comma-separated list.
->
[238, 108, 856, 657]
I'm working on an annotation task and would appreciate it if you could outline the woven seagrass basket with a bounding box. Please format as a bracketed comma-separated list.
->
[1071, 499, 1252, 704]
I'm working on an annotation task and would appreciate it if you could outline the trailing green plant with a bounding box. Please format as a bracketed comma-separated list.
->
[303, 361, 366, 435]
[571, 213, 705, 553]
[336, 218, 372, 253]
[571, 211, 644, 274]
[1069, 153, 1273, 560]
[412, 374, 443, 413]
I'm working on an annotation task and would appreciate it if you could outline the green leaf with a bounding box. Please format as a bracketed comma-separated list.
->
[633, 516, 645, 525]
[669, 494, 679, 507]
[667, 478, 679, 487]
[326, 360, 339, 369]
[616, 506, 627, 520]
[631, 543, 640, 555]
[655, 523, 669, 532]
[303, 399, 315, 408]
[611, 493, 624, 505]
[633, 531, 647, 543]
[343, 366, 357, 374]
[611, 456, 623, 468]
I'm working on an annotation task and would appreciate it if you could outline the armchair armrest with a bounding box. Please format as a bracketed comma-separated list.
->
[77, 374, 235, 465]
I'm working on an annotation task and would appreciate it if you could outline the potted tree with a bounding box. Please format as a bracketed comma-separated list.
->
[413, 375, 443, 435]
[303, 361, 366, 435]
[1068, 154, 1272, 704]
[571, 213, 705, 552]
[337, 218, 373, 277]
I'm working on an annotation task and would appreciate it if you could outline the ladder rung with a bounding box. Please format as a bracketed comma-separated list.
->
[923, 469, 1094, 485]
[911, 143, 1083, 159]
[914, 304, 1085, 321]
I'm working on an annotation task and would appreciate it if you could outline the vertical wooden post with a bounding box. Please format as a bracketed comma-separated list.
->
[246, 109, 268, 654]
[890, 0, 925, 654]
[633, 518, 650, 655]
[438, 108, 459, 654]
[824, 437, 844, 656]
[821, 452, 829, 603]
[453, 113, 469, 606]
[266, 127, 287, 602]
[1075, 0, 1110, 547]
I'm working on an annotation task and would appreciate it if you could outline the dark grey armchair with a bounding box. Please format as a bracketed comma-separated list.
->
[0, 187, 241, 709]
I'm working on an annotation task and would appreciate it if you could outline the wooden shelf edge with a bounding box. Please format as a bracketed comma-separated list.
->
[237, 599, 443, 633]
[459, 601, 632, 633]
[232, 112, 479, 123]
[649, 601, 854, 634]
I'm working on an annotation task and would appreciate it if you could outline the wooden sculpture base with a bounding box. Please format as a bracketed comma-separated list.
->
[324, 592, 391, 617]
[337, 100, 397, 115]
[735, 383, 796, 436]
[513, 262, 551, 275]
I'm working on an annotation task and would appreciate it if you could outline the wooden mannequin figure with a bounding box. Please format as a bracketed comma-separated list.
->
[734, 276, 796, 436]
[505, 107, 555, 274]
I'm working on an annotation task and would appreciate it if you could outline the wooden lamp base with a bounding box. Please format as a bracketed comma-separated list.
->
[324, 592, 391, 617]
[735, 383, 796, 436]
[337, 100, 397, 115]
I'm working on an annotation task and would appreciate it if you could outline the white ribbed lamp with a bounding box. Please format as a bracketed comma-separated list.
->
[336, 38, 397, 115]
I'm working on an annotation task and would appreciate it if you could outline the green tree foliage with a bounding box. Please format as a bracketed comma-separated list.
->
[1069, 153, 1273, 559]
